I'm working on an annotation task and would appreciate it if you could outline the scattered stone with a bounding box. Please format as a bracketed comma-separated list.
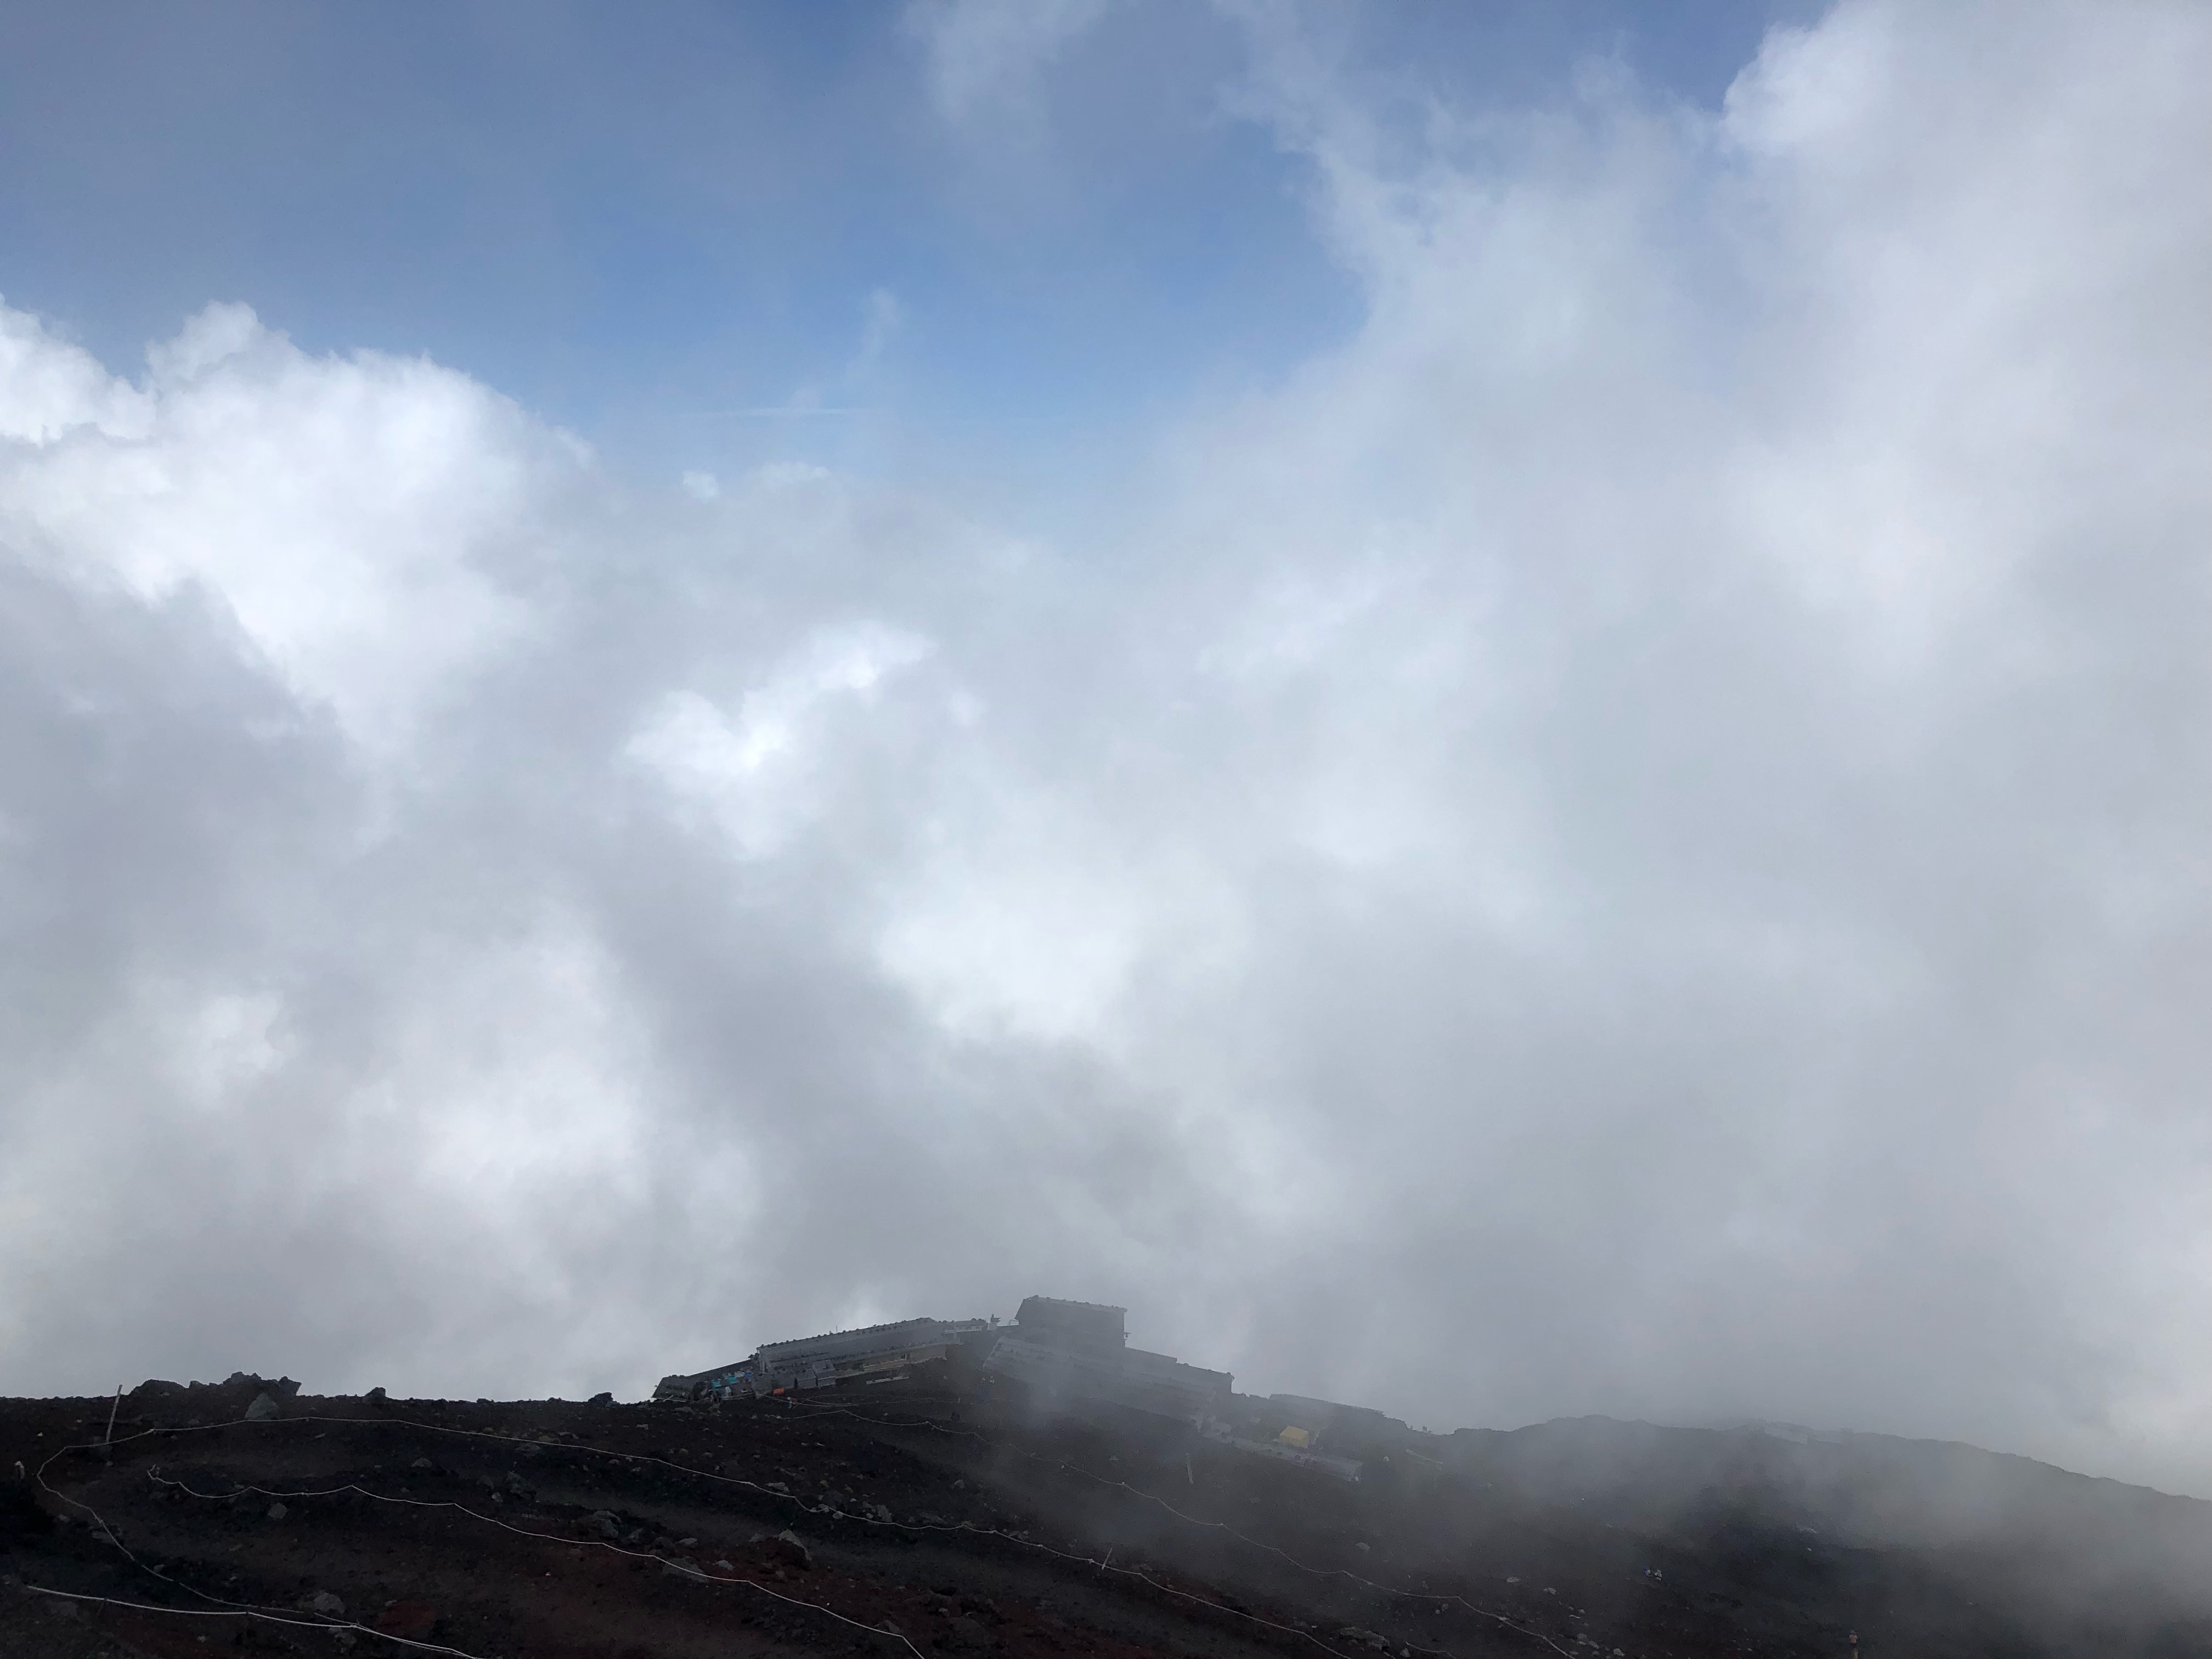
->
[663, 1557, 705, 1579]
[297, 1591, 345, 1616]
[588, 1392, 613, 1406]
[267, 1502, 289, 1521]
[759, 1528, 812, 1568]
[410, 1457, 434, 1471]
[245, 1392, 280, 1423]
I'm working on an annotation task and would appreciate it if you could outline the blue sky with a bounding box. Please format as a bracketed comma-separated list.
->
[3, 2, 2208, 1499]
[2, 1, 1799, 481]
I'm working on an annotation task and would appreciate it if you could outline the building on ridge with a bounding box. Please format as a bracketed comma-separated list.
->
[978, 1296, 1233, 1428]
[653, 1314, 990, 1401]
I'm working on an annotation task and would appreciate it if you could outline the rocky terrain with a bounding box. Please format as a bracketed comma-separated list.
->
[5, 1370, 2209, 1659]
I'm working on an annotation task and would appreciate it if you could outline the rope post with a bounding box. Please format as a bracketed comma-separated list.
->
[104, 1384, 123, 1446]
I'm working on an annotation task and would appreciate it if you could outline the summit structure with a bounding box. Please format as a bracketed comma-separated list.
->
[653, 1293, 1400, 1482]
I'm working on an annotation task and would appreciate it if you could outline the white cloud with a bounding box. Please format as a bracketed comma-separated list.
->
[0, 301, 577, 746]
[0, 300, 153, 442]
[628, 622, 935, 859]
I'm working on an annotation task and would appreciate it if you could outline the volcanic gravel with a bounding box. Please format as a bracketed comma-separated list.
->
[3, 1372, 2203, 1658]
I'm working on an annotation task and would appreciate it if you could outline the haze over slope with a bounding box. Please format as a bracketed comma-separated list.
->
[1, 0, 2208, 1503]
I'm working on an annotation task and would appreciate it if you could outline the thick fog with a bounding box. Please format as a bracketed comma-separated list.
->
[3, 2, 2209, 1498]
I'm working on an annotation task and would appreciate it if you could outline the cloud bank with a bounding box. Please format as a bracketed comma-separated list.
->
[3, 1, 2208, 1496]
